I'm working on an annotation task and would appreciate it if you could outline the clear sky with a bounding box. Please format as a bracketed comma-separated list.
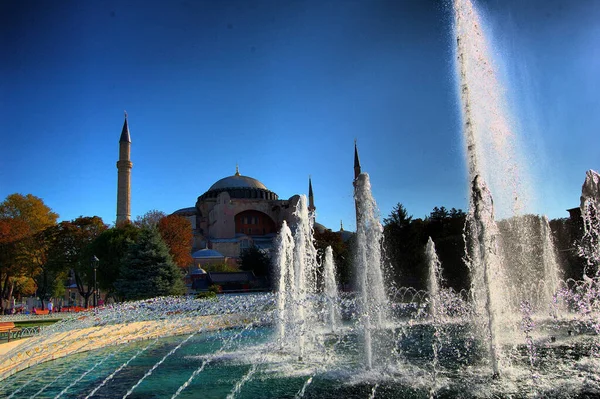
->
[1, 0, 598, 231]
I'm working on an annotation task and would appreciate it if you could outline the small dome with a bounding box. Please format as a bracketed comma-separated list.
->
[209, 175, 267, 191]
[172, 207, 197, 216]
[191, 267, 207, 275]
[314, 222, 328, 234]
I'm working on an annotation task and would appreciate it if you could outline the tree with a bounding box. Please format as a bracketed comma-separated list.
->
[0, 194, 58, 311]
[0, 193, 59, 233]
[157, 215, 193, 270]
[383, 203, 426, 289]
[115, 228, 185, 301]
[46, 216, 108, 308]
[239, 246, 271, 280]
[86, 223, 140, 300]
[313, 228, 352, 289]
[382, 203, 468, 292]
[550, 217, 586, 280]
[383, 203, 412, 228]
[202, 262, 239, 273]
[134, 210, 167, 229]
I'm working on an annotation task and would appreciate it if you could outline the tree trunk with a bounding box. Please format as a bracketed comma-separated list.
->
[0, 274, 9, 312]
[7, 280, 14, 307]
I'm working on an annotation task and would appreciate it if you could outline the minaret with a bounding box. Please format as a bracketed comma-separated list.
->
[116, 112, 133, 224]
[353, 140, 362, 230]
[354, 139, 361, 180]
[308, 176, 316, 213]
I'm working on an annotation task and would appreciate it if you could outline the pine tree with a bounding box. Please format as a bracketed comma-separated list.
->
[115, 228, 185, 300]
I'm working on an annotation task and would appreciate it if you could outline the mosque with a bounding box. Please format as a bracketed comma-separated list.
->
[171, 167, 320, 259]
[116, 114, 335, 264]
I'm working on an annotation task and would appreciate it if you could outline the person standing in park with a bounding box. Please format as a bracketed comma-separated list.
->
[47, 300, 53, 313]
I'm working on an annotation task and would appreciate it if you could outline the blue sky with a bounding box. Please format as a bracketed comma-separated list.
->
[1, 0, 598, 231]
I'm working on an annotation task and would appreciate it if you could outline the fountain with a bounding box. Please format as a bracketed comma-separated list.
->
[323, 246, 341, 333]
[1, 0, 600, 397]
[580, 169, 600, 275]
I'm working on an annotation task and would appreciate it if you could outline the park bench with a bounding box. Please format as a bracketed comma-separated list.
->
[33, 309, 49, 315]
[0, 322, 21, 342]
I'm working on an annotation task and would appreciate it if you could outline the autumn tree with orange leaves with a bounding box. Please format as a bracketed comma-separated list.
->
[158, 215, 193, 271]
[0, 194, 59, 311]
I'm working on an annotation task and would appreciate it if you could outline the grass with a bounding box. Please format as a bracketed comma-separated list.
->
[13, 319, 60, 328]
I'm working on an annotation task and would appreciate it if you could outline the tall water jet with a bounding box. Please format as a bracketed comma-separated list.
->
[453, 0, 535, 376]
[426, 237, 444, 321]
[540, 215, 562, 314]
[425, 237, 444, 398]
[273, 196, 321, 359]
[292, 195, 319, 359]
[465, 176, 508, 377]
[275, 220, 295, 346]
[579, 170, 600, 275]
[323, 246, 341, 333]
[453, 0, 530, 218]
[354, 173, 389, 369]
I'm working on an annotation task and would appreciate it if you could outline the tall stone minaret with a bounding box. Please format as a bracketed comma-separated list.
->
[116, 112, 132, 224]
[308, 176, 316, 213]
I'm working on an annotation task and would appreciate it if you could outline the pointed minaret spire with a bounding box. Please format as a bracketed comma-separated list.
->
[308, 175, 316, 212]
[340, 220, 344, 231]
[116, 112, 133, 224]
[354, 139, 361, 180]
[353, 139, 362, 231]
[235, 163, 240, 176]
[120, 110, 131, 143]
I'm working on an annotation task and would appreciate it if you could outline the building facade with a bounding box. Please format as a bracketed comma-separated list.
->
[173, 166, 304, 258]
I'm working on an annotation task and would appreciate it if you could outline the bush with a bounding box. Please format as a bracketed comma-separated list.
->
[196, 291, 217, 300]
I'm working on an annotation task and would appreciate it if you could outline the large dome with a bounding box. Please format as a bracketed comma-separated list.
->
[199, 170, 278, 201]
[209, 175, 267, 191]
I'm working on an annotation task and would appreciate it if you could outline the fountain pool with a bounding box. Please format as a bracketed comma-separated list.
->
[1, 293, 600, 399]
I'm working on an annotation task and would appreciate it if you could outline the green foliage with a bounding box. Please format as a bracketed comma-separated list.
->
[239, 246, 271, 279]
[209, 284, 221, 294]
[196, 290, 217, 300]
[88, 224, 140, 297]
[202, 262, 239, 273]
[549, 217, 586, 280]
[383, 203, 468, 291]
[45, 216, 107, 308]
[115, 228, 185, 300]
[313, 228, 353, 287]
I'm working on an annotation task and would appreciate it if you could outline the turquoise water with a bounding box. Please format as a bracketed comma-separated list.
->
[2, 323, 599, 398]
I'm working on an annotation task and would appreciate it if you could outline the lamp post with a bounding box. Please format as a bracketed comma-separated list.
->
[92, 255, 99, 308]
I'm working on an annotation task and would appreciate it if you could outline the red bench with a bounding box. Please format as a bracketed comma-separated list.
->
[0, 322, 21, 342]
[33, 309, 49, 315]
